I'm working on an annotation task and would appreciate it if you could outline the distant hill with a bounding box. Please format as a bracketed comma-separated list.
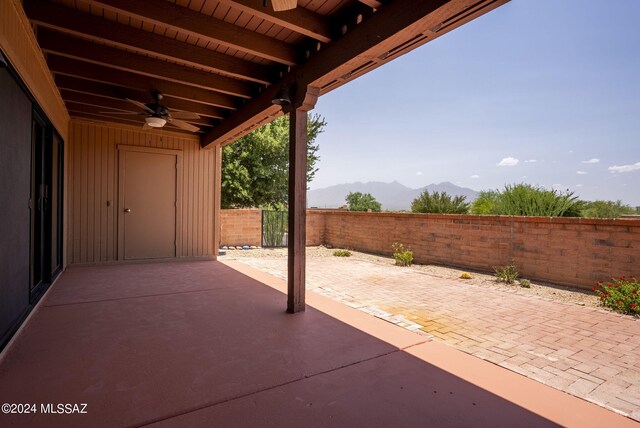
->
[307, 181, 479, 211]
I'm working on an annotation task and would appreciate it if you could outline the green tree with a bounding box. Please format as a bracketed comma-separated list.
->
[411, 191, 469, 214]
[346, 192, 382, 212]
[221, 114, 326, 209]
[581, 200, 634, 218]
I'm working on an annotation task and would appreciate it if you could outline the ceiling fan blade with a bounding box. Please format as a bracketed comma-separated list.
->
[98, 111, 143, 115]
[125, 98, 154, 113]
[169, 119, 200, 133]
[169, 110, 201, 120]
[271, 0, 297, 11]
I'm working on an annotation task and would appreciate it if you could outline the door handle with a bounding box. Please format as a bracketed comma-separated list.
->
[124, 208, 131, 213]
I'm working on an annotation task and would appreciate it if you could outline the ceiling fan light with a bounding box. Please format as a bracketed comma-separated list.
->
[271, 0, 297, 11]
[145, 116, 166, 128]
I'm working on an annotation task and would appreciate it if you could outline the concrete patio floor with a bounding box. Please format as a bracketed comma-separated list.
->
[231, 253, 640, 423]
[0, 261, 636, 427]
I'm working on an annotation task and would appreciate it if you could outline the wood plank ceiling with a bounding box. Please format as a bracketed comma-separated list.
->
[25, 0, 509, 142]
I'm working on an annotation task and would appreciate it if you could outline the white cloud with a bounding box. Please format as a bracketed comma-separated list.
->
[608, 162, 640, 173]
[521, 175, 528, 179]
[569, 150, 574, 154]
[576, 171, 587, 175]
[576, 184, 583, 187]
[552, 183, 563, 189]
[416, 171, 423, 176]
[470, 174, 480, 179]
[524, 159, 537, 163]
[497, 157, 519, 166]
[581, 158, 600, 164]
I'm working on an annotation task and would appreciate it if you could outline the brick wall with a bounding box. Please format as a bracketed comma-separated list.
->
[220, 209, 262, 247]
[314, 210, 640, 290]
[306, 210, 326, 245]
[220, 208, 640, 290]
[221, 209, 326, 247]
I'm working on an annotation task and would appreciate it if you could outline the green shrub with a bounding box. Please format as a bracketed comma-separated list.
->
[494, 262, 519, 284]
[498, 184, 581, 217]
[392, 242, 413, 267]
[581, 200, 635, 218]
[594, 277, 639, 316]
[471, 184, 582, 217]
[411, 191, 469, 214]
[519, 279, 531, 288]
[333, 249, 352, 257]
[470, 190, 501, 215]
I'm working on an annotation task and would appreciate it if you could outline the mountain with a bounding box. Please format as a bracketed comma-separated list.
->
[307, 181, 479, 211]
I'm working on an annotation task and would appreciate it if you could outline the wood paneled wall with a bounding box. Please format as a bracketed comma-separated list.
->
[0, 0, 69, 139]
[67, 119, 217, 264]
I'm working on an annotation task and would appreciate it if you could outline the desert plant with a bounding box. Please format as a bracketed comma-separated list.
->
[262, 210, 287, 247]
[497, 184, 581, 217]
[471, 184, 583, 217]
[519, 279, 531, 288]
[391, 242, 413, 267]
[494, 262, 519, 284]
[470, 190, 501, 215]
[460, 272, 472, 279]
[593, 277, 640, 316]
[411, 191, 469, 214]
[333, 249, 352, 257]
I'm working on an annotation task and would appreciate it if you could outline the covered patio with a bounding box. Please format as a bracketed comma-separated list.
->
[1, 0, 516, 354]
[0, 260, 633, 427]
[2, 0, 638, 426]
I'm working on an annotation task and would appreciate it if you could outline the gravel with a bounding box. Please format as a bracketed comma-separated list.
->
[220, 245, 600, 308]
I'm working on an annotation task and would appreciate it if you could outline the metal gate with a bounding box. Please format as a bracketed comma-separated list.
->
[261, 210, 288, 247]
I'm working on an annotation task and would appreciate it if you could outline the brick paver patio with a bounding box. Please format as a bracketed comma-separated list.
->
[230, 255, 640, 422]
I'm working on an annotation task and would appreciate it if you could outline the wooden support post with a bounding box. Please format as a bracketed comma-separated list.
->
[286, 84, 319, 313]
[212, 144, 222, 258]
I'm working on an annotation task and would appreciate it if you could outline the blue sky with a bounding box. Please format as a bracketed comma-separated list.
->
[310, 0, 640, 206]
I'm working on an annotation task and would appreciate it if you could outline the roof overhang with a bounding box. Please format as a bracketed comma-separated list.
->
[23, 0, 509, 145]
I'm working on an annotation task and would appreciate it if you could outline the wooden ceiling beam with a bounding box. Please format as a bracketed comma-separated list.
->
[202, 0, 505, 148]
[47, 55, 241, 110]
[216, 0, 334, 43]
[66, 102, 160, 125]
[55, 75, 228, 119]
[358, 0, 385, 9]
[38, 29, 255, 99]
[81, 0, 299, 65]
[60, 91, 136, 111]
[25, 0, 274, 84]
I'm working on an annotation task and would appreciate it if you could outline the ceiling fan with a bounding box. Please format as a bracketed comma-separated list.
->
[265, 0, 297, 12]
[100, 92, 201, 133]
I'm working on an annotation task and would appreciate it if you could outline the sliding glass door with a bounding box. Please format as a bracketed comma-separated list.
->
[30, 111, 63, 302]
